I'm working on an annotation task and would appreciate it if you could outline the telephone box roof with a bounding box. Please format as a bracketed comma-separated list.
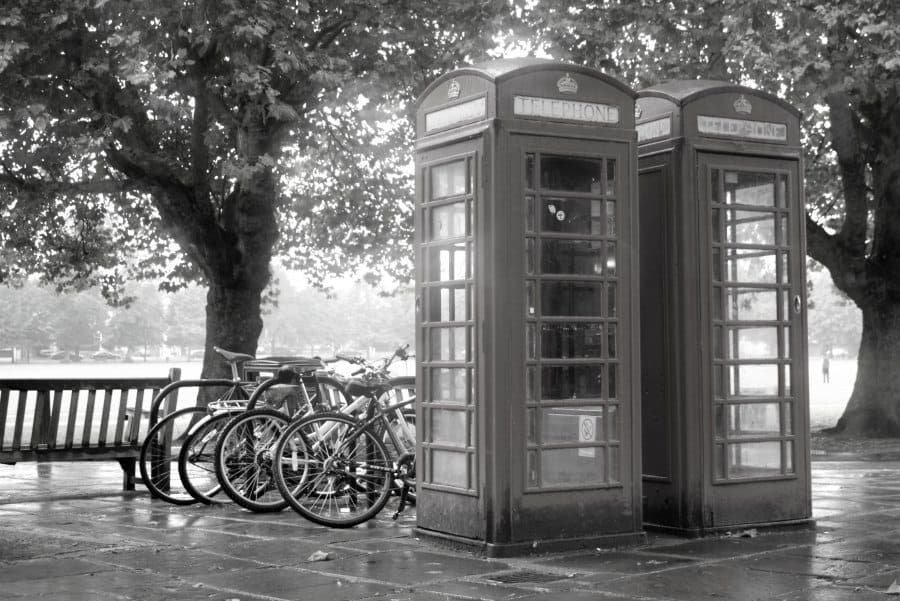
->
[639, 80, 800, 118]
[417, 57, 636, 108]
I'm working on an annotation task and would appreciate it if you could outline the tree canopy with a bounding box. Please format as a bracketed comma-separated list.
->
[527, 0, 900, 435]
[0, 0, 508, 379]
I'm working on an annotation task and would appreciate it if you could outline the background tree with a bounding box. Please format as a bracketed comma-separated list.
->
[50, 289, 108, 356]
[105, 282, 165, 358]
[0, 280, 56, 356]
[0, 0, 508, 386]
[164, 284, 206, 355]
[527, 0, 900, 436]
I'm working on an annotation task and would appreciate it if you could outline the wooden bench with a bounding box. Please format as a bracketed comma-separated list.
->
[0, 369, 181, 490]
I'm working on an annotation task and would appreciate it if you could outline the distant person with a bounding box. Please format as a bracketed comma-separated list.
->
[822, 353, 831, 383]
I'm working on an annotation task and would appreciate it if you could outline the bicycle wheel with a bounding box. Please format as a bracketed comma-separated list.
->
[178, 411, 236, 504]
[273, 412, 393, 528]
[139, 406, 209, 505]
[214, 408, 290, 512]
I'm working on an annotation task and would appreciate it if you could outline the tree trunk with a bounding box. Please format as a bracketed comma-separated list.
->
[199, 283, 266, 381]
[830, 300, 900, 437]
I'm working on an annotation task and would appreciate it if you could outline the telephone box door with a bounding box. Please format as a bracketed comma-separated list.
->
[700, 152, 809, 527]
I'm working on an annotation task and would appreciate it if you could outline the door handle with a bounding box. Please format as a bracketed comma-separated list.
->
[793, 294, 802, 314]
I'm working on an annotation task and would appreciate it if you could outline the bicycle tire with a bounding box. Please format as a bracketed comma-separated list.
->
[177, 411, 236, 504]
[139, 406, 209, 505]
[273, 412, 393, 528]
[214, 408, 290, 513]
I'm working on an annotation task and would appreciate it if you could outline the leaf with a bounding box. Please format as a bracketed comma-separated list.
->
[307, 550, 331, 562]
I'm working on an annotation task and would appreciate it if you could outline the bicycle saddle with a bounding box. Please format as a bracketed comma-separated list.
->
[213, 347, 255, 363]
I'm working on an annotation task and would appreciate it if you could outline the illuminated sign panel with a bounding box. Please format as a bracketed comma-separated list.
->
[697, 115, 787, 142]
[513, 95, 619, 124]
[425, 97, 487, 133]
[637, 117, 672, 142]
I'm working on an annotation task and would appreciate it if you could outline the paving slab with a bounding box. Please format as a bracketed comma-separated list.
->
[1, 459, 899, 600]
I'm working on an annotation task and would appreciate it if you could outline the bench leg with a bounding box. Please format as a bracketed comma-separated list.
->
[117, 458, 136, 491]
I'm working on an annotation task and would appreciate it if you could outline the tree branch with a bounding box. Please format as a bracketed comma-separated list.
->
[826, 91, 869, 255]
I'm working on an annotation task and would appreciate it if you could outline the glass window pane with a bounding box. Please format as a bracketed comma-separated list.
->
[430, 202, 466, 240]
[431, 409, 467, 446]
[608, 404, 619, 441]
[711, 169, 721, 204]
[431, 368, 468, 404]
[779, 252, 790, 284]
[541, 281, 603, 316]
[777, 173, 788, 208]
[526, 366, 536, 402]
[428, 286, 466, 323]
[725, 171, 776, 207]
[540, 448, 605, 487]
[527, 450, 538, 487]
[541, 365, 603, 400]
[725, 403, 781, 437]
[541, 408, 605, 444]
[541, 197, 604, 235]
[607, 282, 617, 317]
[428, 245, 465, 282]
[725, 288, 778, 321]
[784, 402, 793, 435]
[525, 153, 535, 189]
[541, 322, 603, 359]
[606, 200, 617, 237]
[607, 323, 617, 359]
[713, 248, 723, 282]
[605, 159, 616, 197]
[430, 326, 467, 361]
[725, 248, 777, 284]
[608, 364, 617, 399]
[526, 280, 535, 316]
[727, 327, 779, 360]
[526, 323, 536, 360]
[526, 238, 535, 275]
[431, 161, 467, 199]
[712, 208, 722, 243]
[540, 155, 603, 193]
[605, 241, 617, 276]
[784, 441, 794, 473]
[778, 214, 789, 246]
[525, 195, 535, 232]
[431, 450, 468, 487]
[728, 364, 779, 397]
[608, 445, 620, 483]
[727, 442, 782, 478]
[541, 240, 603, 275]
[726, 210, 775, 246]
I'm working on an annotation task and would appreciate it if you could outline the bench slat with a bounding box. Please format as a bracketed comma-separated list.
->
[12, 391, 26, 452]
[113, 388, 129, 445]
[31, 389, 50, 450]
[98, 388, 112, 446]
[0, 389, 8, 450]
[48, 388, 64, 450]
[128, 388, 147, 446]
[82, 389, 96, 447]
[65, 389, 79, 449]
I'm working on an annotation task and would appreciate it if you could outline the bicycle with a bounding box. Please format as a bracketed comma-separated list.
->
[181, 358, 347, 509]
[271, 346, 417, 527]
[140, 347, 331, 505]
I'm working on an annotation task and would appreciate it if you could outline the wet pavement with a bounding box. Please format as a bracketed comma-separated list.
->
[1, 459, 899, 600]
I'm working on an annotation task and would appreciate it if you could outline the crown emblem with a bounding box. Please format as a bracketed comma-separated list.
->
[557, 73, 578, 94]
[733, 95, 752, 114]
[634, 104, 643, 119]
[447, 79, 461, 99]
